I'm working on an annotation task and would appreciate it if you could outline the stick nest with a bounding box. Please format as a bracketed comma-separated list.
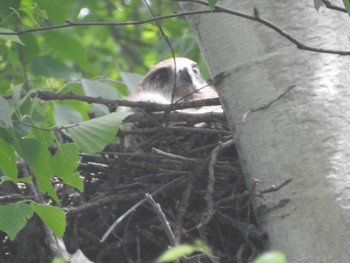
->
[0, 110, 266, 263]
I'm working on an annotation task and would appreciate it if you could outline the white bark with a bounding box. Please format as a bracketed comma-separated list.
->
[181, 1, 350, 262]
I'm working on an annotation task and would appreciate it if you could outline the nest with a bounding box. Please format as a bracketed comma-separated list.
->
[0, 109, 266, 263]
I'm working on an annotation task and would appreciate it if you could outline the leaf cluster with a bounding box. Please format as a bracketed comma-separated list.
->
[0, 0, 202, 247]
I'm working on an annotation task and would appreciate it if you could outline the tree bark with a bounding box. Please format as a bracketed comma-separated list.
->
[180, 0, 350, 262]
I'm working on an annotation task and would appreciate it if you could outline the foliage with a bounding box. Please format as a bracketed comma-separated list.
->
[0, 0, 202, 242]
[253, 251, 287, 263]
[313, 0, 323, 10]
[208, 0, 219, 10]
[314, 0, 350, 15]
[342, 0, 350, 14]
[156, 240, 212, 263]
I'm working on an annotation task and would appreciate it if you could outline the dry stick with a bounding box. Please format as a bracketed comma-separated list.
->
[197, 85, 295, 229]
[141, 111, 189, 153]
[145, 193, 177, 247]
[197, 139, 235, 229]
[146, 190, 219, 263]
[174, 179, 193, 244]
[259, 178, 293, 195]
[100, 175, 187, 243]
[126, 111, 225, 124]
[122, 126, 232, 135]
[152, 147, 202, 163]
[18, 90, 221, 111]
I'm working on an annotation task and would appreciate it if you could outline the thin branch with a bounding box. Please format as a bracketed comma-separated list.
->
[322, 0, 347, 13]
[152, 147, 201, 163]
[231, 85, 295, 144]
[10, 91, 220, 112]
[177, 0, 350, 55]
[241, 85, 296, 124]
[0, 11, 214, 35]
[145, 193, 177, 247]
[249, 85, 296, 114]
[13, 121, 78, 132]
[1, 3, 349, 55]
[99, 175, 187, 243]
[259, 178, 293, 195]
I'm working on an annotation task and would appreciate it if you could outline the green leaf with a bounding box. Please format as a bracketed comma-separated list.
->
[81, 78, 119, 100]
[44, 31, 87, 62]
[0, 138, 17, 180]
[0, 0, 20, 18]
[34, 0, 75, 24]
[52, 258, 66, 263]
[0, 203, 34, 240]
[120, 71, 143, 91]
[53, 104, 83, 126]
[0, 28, 24, 45]
[20, 34, 41, 63]
[207, 0, 218, 9]
[193, 239, 212, 254]
[253, 251, 287, 263]
[29, 55, 72, 79]
[0, 96, 13, 128]
[68, 112, 130, 153]
[0, 127, 16, 144]
[157, 244, 196, 262]
[20, 0, 48, 27]
[51, 143, 83, 192]
[343, 0, 350, 15]
[81, 79, 120, 116]
[31, 203, 66, 238]
[14, 138, 59, 203]
[313, 0, 323, 10]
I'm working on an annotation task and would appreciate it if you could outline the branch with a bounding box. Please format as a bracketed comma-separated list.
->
[0, 11, 215, 35]
[14, 91, 221, 112]
[177, 0, 350, 55]
[322, 0, 347, 13]
[145, 193, 177, 247]
[99, 176, 187, 243]
[1, 2, 349, 56]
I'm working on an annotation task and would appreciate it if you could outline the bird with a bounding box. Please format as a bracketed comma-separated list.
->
[122, 57, 220, 111]
[118, 57, 222, 149]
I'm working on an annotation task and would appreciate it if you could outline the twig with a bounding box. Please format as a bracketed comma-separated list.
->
[4, 91, 221, 111]
[249, 85, 296, 114]
[125, 111, 225, 125]
[234, 85, 296, 141]
[152, 147, 201, 162]
[259, 178, 293, 195]
[196, 138, 235, 229]
[121, 126, 232, 135]
[99, 175, 187, 243]
[322, 0, 347, 13]
[0, 11, 215, 35]
[13, 121, 78, 132]
[145, 193, 177, 247]
[174, 179, 193, 244]
[142, 0, 178, 108]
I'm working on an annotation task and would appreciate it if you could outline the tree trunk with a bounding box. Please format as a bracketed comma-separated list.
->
[180, 1, 350, 262]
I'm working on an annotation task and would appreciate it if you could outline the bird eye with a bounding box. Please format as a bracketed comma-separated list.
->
[192, 63, 199, 74]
